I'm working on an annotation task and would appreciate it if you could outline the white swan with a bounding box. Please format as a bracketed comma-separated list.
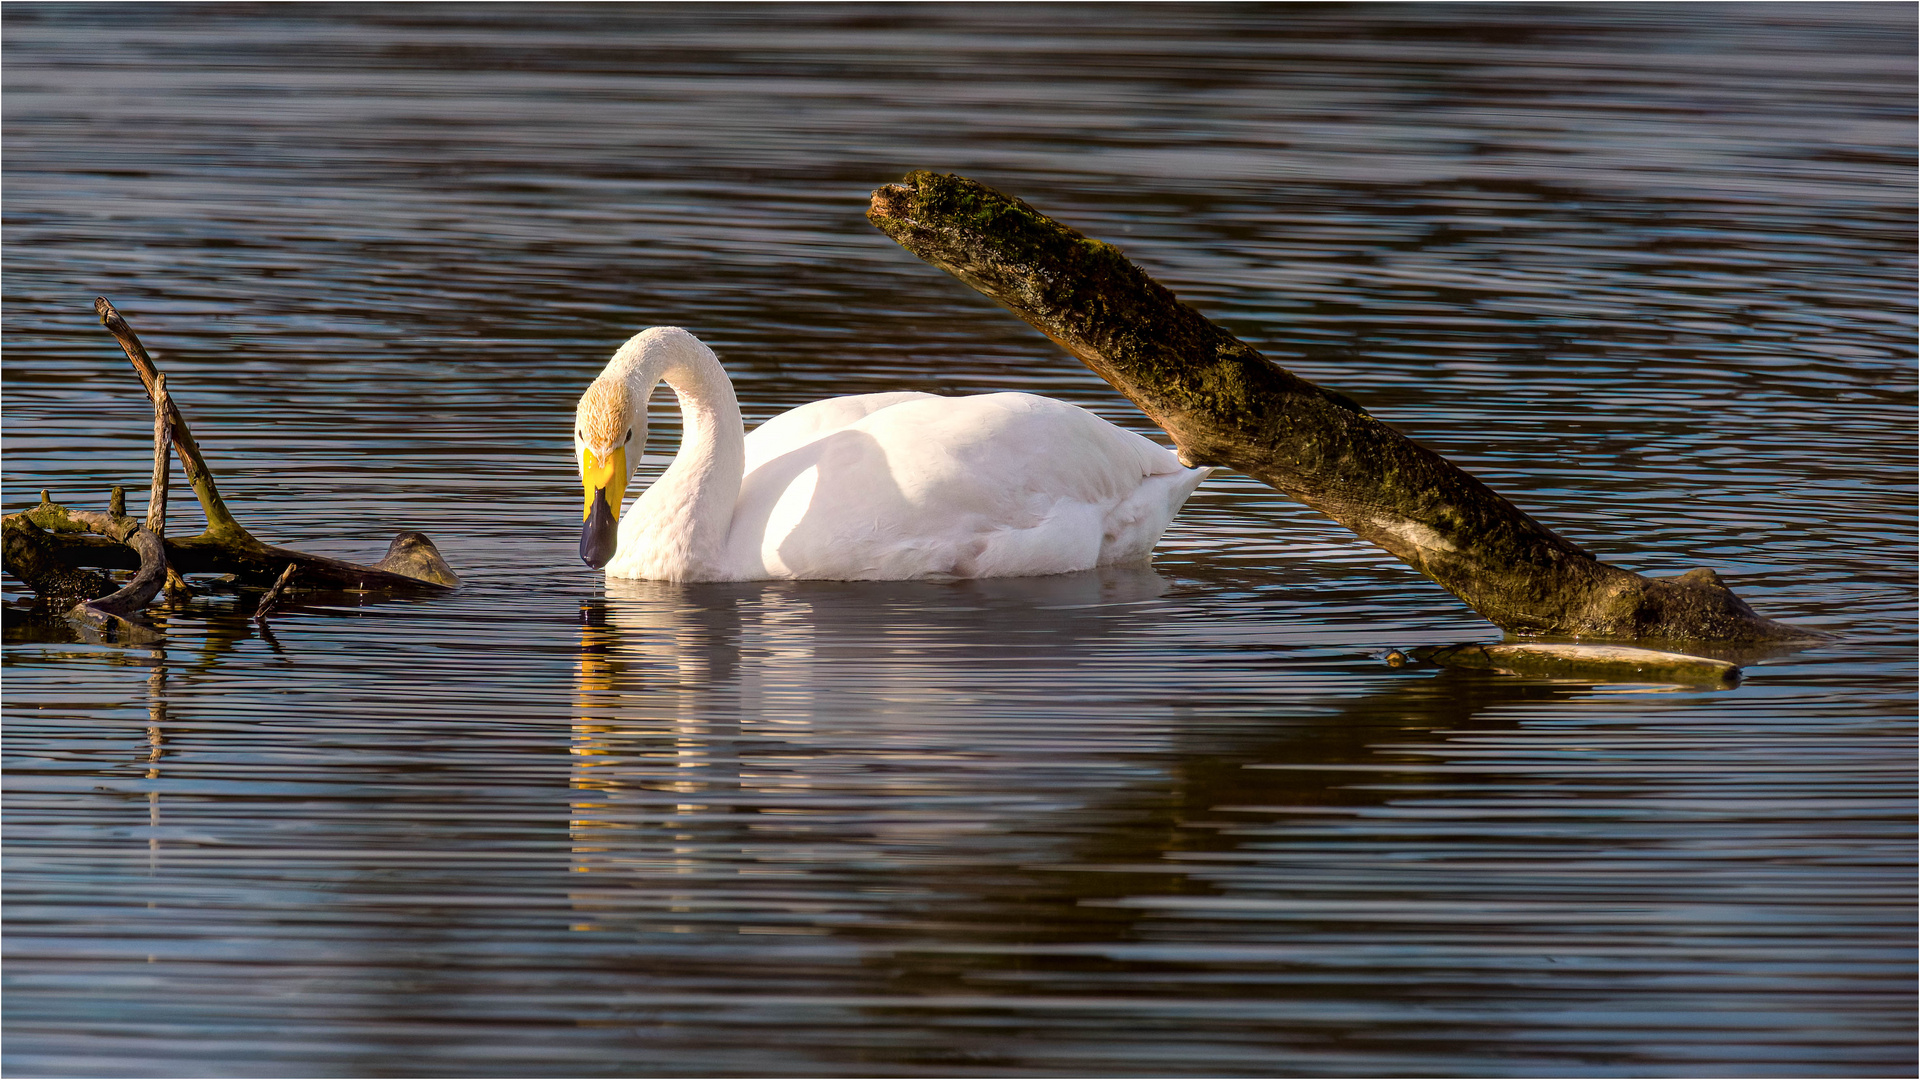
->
[573, 326, 1209, 582]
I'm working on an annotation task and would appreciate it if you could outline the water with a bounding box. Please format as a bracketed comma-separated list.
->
[3, 5, 1914, 1075]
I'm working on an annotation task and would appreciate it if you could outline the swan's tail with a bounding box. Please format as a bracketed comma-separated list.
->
[1098, 464, 1211, 565]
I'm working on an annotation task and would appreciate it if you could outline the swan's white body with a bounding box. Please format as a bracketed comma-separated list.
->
[573, 327, 1208, 582]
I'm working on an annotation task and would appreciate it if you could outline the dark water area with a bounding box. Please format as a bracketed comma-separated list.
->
[3, 4, 1914, 1076]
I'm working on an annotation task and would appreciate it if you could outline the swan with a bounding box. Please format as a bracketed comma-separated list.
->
[573, 326, 1209, 582]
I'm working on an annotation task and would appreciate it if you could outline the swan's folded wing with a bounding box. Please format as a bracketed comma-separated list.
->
[742, 392, 938, 473]
[862, 392, 1185, 504]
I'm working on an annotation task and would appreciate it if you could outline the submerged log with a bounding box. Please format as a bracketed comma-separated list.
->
[2, 300, 458, 615]
[1412, 642, 1741, 687]
[868, 171, 1813, 643]
[372, 531, 460, 587]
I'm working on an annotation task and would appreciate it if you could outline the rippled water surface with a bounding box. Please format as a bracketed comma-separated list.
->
[4, 5, 1915, 1076]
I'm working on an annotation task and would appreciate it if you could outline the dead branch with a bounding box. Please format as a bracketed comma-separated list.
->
[867, 171, 1816, 643]
[10, 497, 458, 592]
[253, 563, 298, 623]
[147, 372, 190, 595]
[94, 297, 252, 545]
[148, 371, 171, 537]
[2, 300, 458, 617]
[65, 493, 169, 620]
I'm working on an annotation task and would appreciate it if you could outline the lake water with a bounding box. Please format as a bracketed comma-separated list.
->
[3, 5, 1914, 1076]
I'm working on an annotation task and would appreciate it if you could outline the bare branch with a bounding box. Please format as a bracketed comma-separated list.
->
[148, 372, 171, 537]
[253, 563, 298, 624]
[94, 296, 254, 545]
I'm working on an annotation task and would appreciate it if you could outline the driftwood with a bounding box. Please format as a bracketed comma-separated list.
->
[67, 488, 169, 620]
[3, 299, 458, 620]
[868, 172, 1815, 643]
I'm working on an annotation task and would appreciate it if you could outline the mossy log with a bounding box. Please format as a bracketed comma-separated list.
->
[867, 171, 1813, 643]
[2, 483, 168, 633]
[2, 498, 115, 603]
[2, 299, 458, 613]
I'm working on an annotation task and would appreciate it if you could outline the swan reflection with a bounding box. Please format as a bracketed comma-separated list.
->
[566, 568, 1181, 924]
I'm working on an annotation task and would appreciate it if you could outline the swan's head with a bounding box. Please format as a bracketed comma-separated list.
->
[574, 374, 641, 569]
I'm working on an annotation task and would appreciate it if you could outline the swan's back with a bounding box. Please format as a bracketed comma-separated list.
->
[743, 392, 937, 472]
[729, 392, 1206, 580]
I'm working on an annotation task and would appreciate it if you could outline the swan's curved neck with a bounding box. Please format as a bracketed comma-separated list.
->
[607, 329, 745, 580]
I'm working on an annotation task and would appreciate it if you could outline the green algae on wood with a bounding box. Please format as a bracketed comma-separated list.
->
[868, 171, 1812, 643]
[1, 496, 115, 603]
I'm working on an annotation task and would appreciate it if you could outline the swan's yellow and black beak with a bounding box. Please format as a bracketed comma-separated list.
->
[579, 446, 626, 569]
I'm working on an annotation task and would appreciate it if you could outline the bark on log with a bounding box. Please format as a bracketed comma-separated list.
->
[148, 372, 171, 537]
[867, 171, 1814, 643]
[148, 373, 191, 594]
